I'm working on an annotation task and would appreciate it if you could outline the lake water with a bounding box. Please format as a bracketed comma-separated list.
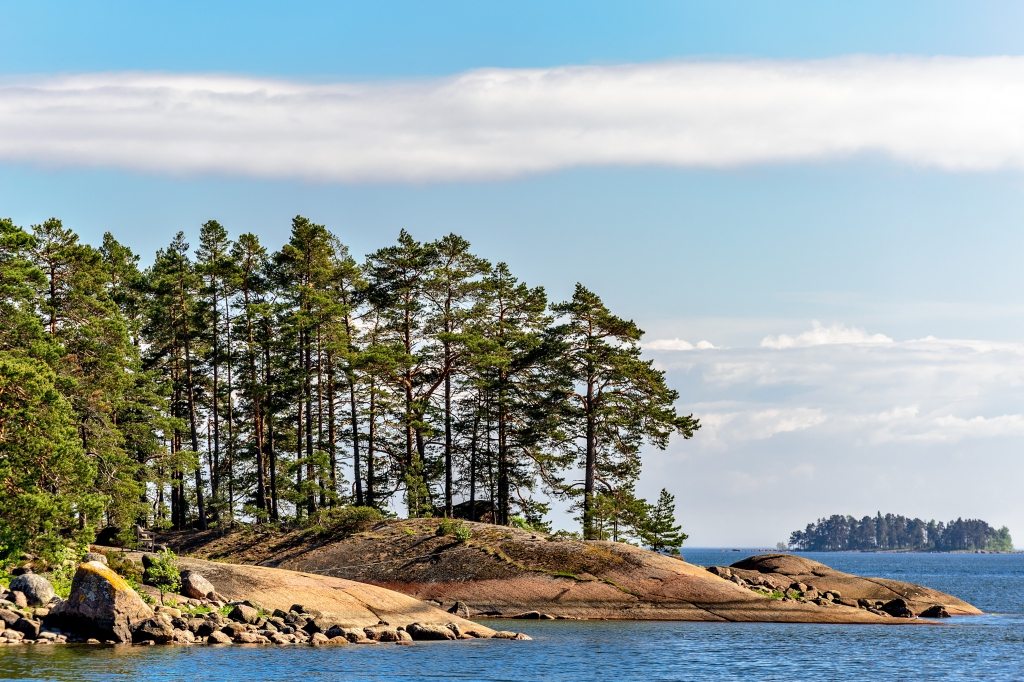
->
[2, 549, 1022, 681]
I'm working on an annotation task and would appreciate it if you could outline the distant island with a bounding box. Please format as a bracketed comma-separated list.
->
[788, 513, 1014, 552]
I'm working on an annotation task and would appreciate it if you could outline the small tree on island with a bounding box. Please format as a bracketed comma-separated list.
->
[641, 489, 688, 554]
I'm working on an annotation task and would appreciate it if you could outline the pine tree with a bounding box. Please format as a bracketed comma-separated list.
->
[551, 284, 699, 540]
[641, 488, 688, 553]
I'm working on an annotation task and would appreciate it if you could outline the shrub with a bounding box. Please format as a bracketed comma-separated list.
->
[43, 544, 85, 599]
[144, 548, 181, 604]
[436, 518, 472, 543]
[306, 506, 385, 538]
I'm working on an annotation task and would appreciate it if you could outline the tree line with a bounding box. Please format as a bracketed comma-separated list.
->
[788, 513, 1014, 552]
[0, 215, 698, 561]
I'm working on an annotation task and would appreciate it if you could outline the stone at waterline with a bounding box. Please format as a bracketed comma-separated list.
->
[880, 598, 915, 618]
[180, 570, 216, 600]
[920, 604, 952, 618]
[44, 561, 154, 643]
[405, 622, 457, 641]
[133, 617, 174, 644]
[207, 630, 232, 645]
[9, 573, 55, 606]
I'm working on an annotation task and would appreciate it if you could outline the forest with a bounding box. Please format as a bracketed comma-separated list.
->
[788, 513, 1014, 552]
[0, 215, 698, 562]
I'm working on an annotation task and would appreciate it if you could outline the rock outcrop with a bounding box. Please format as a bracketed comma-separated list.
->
[47, 561, 154, 642]
[2, 551, 521, 647]
[159, 519, 981, 624]
[723, 554, 981, 617]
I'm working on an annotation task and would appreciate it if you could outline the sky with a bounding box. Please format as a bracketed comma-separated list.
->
[2, 1, 1024, 546]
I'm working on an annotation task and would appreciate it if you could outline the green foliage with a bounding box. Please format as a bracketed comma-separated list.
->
[791, 513, 1013, 552]
[304, 505, 385, 538]
[509, 515, 534, 531]
[42, 544, 85, 599]
[436, 518, 472, 542]
[0, 215, 703, 545]
[548, 530, 583, 542]
[0, 353, 101, 563]
[551, 285, 699, 540]
[986, 526, 1014, 552]
[640, 489, 688, 553]
[144, 549, 181, 602]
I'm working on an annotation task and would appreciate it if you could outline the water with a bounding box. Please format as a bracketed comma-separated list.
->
[2, 550, 1023, 681]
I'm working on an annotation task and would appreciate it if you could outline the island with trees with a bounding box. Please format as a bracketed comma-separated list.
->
[788, 513, 1014, 552]
[0, 215, 989, 647]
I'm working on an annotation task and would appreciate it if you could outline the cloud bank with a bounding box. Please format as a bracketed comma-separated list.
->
[4, 57, 1024, 181]
[640, 322, 1024, 544]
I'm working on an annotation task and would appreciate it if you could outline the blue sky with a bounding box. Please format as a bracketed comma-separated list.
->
[2, 1, 1023, 545]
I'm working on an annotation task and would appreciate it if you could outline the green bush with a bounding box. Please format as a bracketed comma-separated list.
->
[306, 505, 385, 538]
[144, 548, 181, 604]
[436, 518, 472, 543]
[43, 544, 85, 599]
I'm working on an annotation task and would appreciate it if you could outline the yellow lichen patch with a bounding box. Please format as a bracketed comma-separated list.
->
[80, 560, 134, 592]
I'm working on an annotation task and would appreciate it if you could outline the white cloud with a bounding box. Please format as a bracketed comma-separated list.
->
[760, 321, 893, 349]
[5, 56, 1024, 181]
[644, 337, 717, 351]
[640, 325, 1024, 545]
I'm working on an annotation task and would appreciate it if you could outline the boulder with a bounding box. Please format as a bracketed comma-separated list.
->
[45, 561, 153, 643]
[11, 617, 41, 639]
[0, 609, 20, 628]
[207, 630, 232, 644]
[180, 571, 216, 600]
[492, 630, 532, 640]
[83, 552, 108, 565]
[133, 617, 175, 644]
[363, 624, 403, 642]
[920, 605, 951, 619]
[9, 573, 55, 606]
[11, 592, 28, 609]
[880, 598, 914, 618]
[309, 632, 329, 646]
[228, 604, 260, 624]
[405, 622, 457, 641]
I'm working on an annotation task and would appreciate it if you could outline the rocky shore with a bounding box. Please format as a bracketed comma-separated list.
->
[162, 519, 982, 623]
[0, 552, 528, 647]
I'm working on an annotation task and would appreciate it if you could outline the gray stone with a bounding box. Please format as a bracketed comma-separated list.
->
[83, 552, 108, 565]
[447, 600, 471, 619]
[9, 574, 54, 606]
[132, 617, 174, 644]
[10, 592, 28, 609]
